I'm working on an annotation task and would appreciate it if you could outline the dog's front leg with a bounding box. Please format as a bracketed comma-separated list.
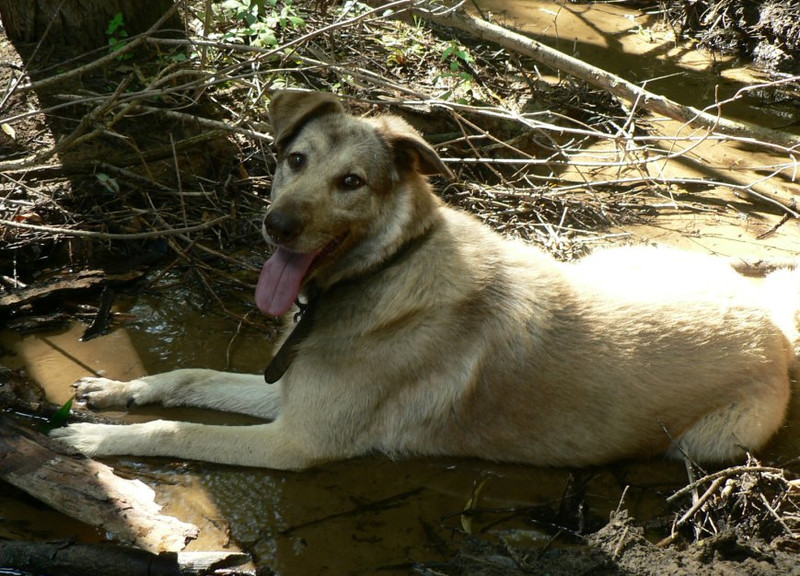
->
[73, 369, 282, 420]
[50, 418, 318, 469]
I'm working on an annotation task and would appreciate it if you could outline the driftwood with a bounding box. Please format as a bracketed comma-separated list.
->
[0, 541, 252, 576]
[413, 3, 800, 152]
[0, 269, 143, 311]
[0, 373, 253, 573]
[0, 415, 199, 552]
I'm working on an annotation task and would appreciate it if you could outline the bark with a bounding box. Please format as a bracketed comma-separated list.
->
[0, 0, 182, 51]
[0, 415, 199, 552]
[413, 4, 800, 151]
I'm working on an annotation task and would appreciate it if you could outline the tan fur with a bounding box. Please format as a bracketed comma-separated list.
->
[52, 90, 799, 469]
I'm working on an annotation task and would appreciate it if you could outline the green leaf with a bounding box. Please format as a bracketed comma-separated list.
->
[96, 172, 120, 194]
[106, 12, 125, 36]
[455, 49, 473, 63]
[44, 396, 74, 432]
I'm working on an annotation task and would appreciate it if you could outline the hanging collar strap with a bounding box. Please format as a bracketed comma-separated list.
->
[264, 295, 318, 384]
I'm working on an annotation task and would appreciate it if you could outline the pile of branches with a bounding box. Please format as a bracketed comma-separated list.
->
[666, 457, 800, 550]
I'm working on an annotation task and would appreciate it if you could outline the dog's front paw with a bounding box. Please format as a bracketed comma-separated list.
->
[73, 376, 148, 409]
[50, 422, 125, 457]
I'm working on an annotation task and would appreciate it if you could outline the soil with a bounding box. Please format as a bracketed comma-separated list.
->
[423, 511, 800, 576]
[417, 457, 800, 576]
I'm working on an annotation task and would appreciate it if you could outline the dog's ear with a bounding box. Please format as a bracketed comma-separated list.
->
[377, 116, 454, 180]
[269, 90, 344, 151]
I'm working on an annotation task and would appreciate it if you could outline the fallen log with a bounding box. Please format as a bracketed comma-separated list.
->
[0, 414, 199, 552]
[0, 540, 252, 576]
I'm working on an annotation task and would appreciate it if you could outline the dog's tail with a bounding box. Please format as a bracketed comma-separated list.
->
[763, 266, 800, 363]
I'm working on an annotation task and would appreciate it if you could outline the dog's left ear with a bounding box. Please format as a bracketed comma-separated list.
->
[377, 116, 455, 180]
[269, 90, 344, 151]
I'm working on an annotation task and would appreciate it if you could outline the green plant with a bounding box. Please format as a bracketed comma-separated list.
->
[214, 0, 305, 48]
[106, 12, 132, 60]
[381, 33, 425, 68]
[436, 41, 476, 102]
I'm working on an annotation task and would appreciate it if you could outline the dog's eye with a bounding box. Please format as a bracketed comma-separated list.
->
[340, 174, 364, 190]
[287, 153, 306, 169]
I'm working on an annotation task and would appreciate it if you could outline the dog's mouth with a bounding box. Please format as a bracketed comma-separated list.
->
[254, 235, 346, 317]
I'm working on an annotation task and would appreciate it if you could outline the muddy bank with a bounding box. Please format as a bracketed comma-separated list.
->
[664, 0, 800, 71]
[433, 510, 800, 576]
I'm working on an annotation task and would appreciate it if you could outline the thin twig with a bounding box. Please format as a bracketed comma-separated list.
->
[0, 216, 232, 240]
[668, 466, 787, 502]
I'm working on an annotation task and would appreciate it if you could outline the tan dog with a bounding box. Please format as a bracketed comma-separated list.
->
[52, 90, 800, 469]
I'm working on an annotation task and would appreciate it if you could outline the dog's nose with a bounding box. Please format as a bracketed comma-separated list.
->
[264, 210, 302, 244]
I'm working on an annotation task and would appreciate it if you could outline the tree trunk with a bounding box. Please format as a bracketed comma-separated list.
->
[0, 0, 181, 51]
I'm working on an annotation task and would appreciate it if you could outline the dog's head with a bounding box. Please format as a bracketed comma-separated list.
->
[255, 90, 452, 317]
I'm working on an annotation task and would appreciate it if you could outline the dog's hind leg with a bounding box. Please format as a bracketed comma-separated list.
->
[676, 268, 799, 464]
[668, 373, 791, 463]
[73, 369, 282, 420]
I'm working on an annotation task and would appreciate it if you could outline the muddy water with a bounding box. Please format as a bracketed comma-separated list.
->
[3, 292, 800, 574]
[0, 294, 695, 572]
[478, 0, 796, 127]
[2, 2, 800, 575]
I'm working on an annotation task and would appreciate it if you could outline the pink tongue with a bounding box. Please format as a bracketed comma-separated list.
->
[255, 248, 318, 317]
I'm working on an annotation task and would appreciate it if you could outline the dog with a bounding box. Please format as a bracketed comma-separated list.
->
[52, 90, 800, 470]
